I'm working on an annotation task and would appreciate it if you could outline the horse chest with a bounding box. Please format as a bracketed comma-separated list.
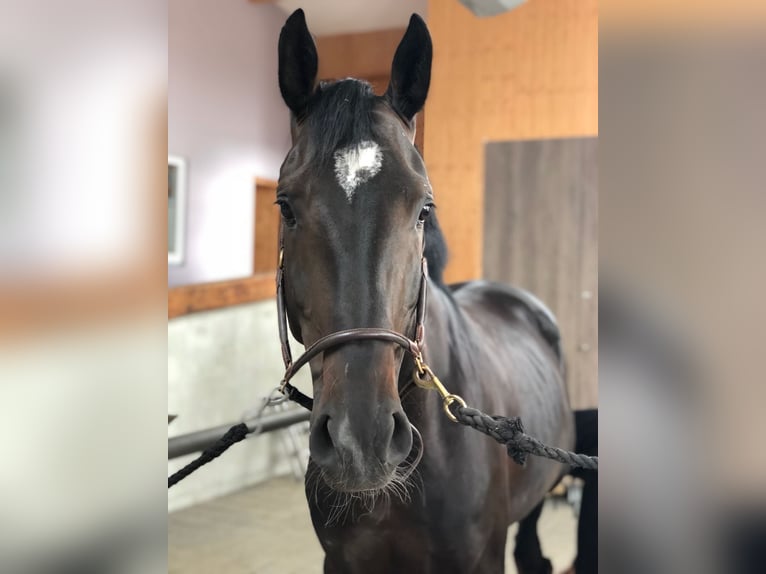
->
[315, 505, 429, 573]
[311, 484, 502, 574]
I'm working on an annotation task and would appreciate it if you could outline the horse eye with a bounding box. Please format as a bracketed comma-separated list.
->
[418, 204, 433, 224]
[276, 199, 296, 226]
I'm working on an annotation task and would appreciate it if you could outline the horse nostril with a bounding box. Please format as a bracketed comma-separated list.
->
[389, 411, 413, 465]
[310, 414, 336, 466]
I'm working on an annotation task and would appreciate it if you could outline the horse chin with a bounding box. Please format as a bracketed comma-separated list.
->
[322, 465, 396, 494]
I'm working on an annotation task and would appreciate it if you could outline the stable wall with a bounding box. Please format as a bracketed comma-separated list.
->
[168, 0, 291, 287]
[425, 0, 598, 283]
[168, 301, 310, 511]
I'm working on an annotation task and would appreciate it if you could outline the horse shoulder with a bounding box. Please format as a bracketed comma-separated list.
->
[449, 280, 563, 366]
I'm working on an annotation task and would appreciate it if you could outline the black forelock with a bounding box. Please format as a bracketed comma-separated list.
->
[304, 79, 378, 164]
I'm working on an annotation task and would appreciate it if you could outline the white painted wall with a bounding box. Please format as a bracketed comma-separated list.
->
[168, 0, 291, 286]
[168, 300, 311, 512]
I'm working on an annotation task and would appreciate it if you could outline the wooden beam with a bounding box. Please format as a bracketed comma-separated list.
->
[254, 178, 280, 274]
[168, 273, 275, 319]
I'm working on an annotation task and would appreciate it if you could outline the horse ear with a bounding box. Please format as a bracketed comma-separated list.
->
[386, 14, 432, 123]
[278, 9, 318, 118]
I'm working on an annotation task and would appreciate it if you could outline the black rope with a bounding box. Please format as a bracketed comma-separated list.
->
[168, 423, 250, 488]
[451, 405, 598, 470]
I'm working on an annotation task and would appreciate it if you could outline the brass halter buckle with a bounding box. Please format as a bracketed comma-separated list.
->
[412, 355, 466, 423]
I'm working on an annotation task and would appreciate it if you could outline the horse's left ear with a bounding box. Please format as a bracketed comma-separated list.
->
[386, 14, 432, 123]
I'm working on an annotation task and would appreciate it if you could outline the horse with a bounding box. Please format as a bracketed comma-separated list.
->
[275, 10, 575, 573]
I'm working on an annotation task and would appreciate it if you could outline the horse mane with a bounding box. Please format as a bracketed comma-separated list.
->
[424, 210, 448, 286]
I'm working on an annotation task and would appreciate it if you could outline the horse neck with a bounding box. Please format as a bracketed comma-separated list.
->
[401, 280, 476, 408]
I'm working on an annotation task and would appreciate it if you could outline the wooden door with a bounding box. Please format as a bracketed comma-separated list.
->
[482, 137, 597, 409]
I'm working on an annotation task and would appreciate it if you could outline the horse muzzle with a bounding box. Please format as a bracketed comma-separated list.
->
[309, 400, 413, 492]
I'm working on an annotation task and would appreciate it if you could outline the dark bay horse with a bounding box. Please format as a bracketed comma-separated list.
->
[276, 10, 574, 573]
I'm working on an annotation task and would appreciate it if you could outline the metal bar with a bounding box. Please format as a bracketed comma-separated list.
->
[168, 408, 310, 459]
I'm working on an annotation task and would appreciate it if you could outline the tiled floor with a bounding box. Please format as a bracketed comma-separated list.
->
[169, 477, 577, 574]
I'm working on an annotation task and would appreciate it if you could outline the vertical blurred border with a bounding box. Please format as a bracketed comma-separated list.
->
[601, 0, 766, 572]
[0, 0, 167, 572]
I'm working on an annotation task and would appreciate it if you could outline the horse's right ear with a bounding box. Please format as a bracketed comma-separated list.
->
[278, 9, 318, 118]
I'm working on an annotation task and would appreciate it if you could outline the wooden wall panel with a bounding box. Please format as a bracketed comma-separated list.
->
[168, 274, 275, 319]
[483, 138, 598, 409]
[425, 0, 598, 282]
[316, 29, 404, 82]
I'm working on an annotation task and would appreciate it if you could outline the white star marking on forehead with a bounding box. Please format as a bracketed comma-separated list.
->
[333, 140, 383, 202]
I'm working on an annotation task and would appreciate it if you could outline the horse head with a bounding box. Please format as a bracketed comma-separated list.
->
[277, 9, 437, 493]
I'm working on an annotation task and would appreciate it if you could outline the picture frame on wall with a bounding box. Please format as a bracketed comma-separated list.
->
[168, 155, 187, 265]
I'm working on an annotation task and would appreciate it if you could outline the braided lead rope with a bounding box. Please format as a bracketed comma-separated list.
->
[168, 389, 288, 488]
[168, 423, 249, 488]
[451, 405, 598, 470]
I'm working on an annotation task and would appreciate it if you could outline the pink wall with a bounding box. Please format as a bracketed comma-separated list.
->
[169, 0, 290, 286]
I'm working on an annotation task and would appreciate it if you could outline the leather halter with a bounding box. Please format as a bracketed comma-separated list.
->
[276, 227, 429, 409]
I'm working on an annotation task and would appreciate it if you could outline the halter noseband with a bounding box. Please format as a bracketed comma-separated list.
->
[276, 229, 429, 409]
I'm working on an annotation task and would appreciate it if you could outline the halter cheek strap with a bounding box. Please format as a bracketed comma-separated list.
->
[276, 227, 429, 409]
[276, 244, 293, 370]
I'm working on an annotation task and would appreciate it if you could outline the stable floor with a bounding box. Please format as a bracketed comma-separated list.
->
[168, 477, 577, 574]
